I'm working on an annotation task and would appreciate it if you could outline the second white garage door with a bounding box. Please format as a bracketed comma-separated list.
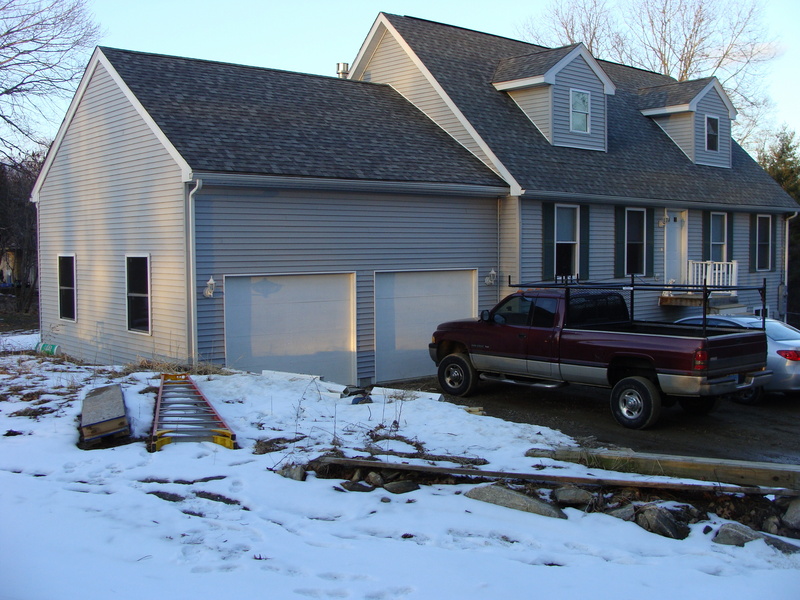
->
[224, 273, 355, 384]
[375, 270, 476, 382]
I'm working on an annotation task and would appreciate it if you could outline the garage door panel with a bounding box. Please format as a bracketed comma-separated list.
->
[225, 274, 354, 383]
[376, 270, 475, 382]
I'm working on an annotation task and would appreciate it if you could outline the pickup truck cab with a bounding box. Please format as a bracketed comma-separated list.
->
[429, 285, 770, 429]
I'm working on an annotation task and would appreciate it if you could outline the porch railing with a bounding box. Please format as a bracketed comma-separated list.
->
[687, 260, 738, 293]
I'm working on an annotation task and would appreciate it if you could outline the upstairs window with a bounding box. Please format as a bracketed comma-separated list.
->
[58, 255, 76, 321]
[570, 89, 590, 133]
[126, 255, 151, 333]
[706, 116, 719, 152]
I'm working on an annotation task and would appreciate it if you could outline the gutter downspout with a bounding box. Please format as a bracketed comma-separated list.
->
[187, 178, 203, 366]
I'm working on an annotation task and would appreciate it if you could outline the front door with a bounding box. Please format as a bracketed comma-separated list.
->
[664, 210, 687, 284]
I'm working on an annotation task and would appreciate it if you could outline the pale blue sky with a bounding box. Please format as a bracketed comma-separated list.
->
[87, 0, 800, 139]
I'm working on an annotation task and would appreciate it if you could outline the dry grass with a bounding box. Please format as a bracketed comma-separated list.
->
[118, 357, 231, 377]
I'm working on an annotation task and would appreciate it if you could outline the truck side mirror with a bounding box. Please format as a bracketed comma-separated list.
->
[480, 310, 491, 322]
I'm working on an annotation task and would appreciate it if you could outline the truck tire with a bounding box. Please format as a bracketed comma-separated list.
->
[610, 376, 662, 429]
[731, 387, 763, 405]
[438, 353, 477, 397]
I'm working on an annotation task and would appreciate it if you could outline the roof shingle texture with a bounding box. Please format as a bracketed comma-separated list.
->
[383, 15, 797, 210]
[100, 47, 504, 187]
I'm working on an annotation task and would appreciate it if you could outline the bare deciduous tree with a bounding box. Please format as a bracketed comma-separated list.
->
[519, 0, 776, 148]
[0, 0, 101, 161]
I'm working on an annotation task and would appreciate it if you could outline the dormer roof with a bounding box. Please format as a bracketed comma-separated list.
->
[492, 43, 616, 95]
[638, 77, 737, 119]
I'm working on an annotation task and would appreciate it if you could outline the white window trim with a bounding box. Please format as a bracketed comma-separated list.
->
[755, 214, 772, 272]
[125, 253, 152, 335]
[625, 208, 647, 276]
[705, 115, 720, 152]
[555, 204, 580, 278]
[57, 253, 76, 322]
[710, 211, 727, 262]
[570, 89, 591, 134]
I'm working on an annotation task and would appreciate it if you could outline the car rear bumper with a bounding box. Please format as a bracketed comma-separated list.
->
[659, 370, 772, 396]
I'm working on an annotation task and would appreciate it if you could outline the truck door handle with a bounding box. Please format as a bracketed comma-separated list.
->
[518, 333, 527, 339]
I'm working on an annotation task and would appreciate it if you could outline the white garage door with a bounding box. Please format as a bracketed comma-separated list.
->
[224, 273, 355, 384]
[375, 270, 475, 382]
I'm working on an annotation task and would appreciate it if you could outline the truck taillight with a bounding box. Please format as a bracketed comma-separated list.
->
[777, 349, 800, 361]
[693, 349, 708, 370]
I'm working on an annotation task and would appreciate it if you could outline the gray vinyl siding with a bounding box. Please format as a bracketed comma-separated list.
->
[551, 56, 606, 151]
[194, 187, 499, 381]
[359, 29, 499, 174]
[36, 62, 188, 365]
[508, 87, 552, 142]
[653, 114, 695, 162]
[695, 89, 732, 168]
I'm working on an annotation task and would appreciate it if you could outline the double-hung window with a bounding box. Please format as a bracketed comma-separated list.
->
[755, 215, 772, 271]
[570, 90, 590, 133]
[706, 116, 719, 152]
[555, 205, 579, 278]
[710, 212, 727, 262]
[625, 208, 646, 276]
[126, 255, 151, 333]
[58, 255, 76, 321]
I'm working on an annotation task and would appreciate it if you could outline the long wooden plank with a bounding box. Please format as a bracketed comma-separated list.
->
[317, 457, 800, 497]
[525, 448, 800, 490]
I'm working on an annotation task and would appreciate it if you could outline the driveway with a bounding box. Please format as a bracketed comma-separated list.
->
[395, 378, 800, 465]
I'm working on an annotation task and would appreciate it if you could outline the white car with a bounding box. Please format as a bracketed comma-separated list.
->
[675, 315, 800, 403]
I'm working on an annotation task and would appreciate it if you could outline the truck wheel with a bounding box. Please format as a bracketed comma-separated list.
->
[438, 353, 477, 397]
[610, 376, 662, 429]
[731, 387, 763, 405]
[678, 396, 721, 415]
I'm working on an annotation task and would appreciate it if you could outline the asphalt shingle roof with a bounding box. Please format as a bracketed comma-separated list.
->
[382, 15, 797, 211]
[99, 47, 504, 188]
[637, 78, 715, 111]
[492, 45, 577, 83]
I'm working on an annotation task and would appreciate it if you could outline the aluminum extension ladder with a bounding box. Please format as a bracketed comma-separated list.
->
[147, 374, 237, 452]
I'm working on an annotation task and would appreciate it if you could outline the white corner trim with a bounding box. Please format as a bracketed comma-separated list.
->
[375, 15, 523, 196]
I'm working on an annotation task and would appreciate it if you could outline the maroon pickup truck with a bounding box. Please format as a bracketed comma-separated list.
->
[428, 285, 770, 429]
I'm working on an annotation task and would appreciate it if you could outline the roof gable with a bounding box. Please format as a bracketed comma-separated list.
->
[492, 44, 616, 95]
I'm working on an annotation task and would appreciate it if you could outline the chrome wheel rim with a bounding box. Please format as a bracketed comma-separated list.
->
[618, 389, 644, 420]
[443, 364, 464, 388]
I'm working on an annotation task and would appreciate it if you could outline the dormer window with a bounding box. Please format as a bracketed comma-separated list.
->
[706, 116, 719, 152]
[570, 89, 590, 133]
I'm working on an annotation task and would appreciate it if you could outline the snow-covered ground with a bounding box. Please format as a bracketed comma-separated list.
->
[1, 332, 798, 599]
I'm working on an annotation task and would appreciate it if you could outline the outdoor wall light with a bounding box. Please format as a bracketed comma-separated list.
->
[484, 269, 497, 286]
[203, 276, 216, 298]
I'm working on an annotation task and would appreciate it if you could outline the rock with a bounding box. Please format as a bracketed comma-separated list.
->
[635, 505, 690, 539]
[763, 515, 781, 535]
[713, 522, 800, 554]
[606, 504, 636, 522]
[278, 465, 307, 481]
[383, 480, 420, 494]
[783, 498, 800, 530]
[553, 485, 595, 509]
[465, 484, 567, 519]
[341, 481, 374, 493]
[365, 471, 385, 487]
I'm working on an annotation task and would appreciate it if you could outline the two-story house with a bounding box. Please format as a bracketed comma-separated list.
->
[31, 14, 798, 386]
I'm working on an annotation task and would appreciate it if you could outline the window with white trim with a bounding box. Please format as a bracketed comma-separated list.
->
[625, 208, 646, 276]
[706, 116, 719, 152]
[555, 205, 579, 278]
[710, 212, 727, 262]
[570, 89, 590, 133]
[126, 255, 150, 333]
[756, 215, 771, 271]
[58, 255, 76, 321]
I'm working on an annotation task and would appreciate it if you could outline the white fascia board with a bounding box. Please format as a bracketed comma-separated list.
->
[348, 14, 388, 81]
[375, 15, 523, 196]
[689, 78, 738, 120]
[31, 49, 192, 204]
[96, 52, 192, 180]
[492, 75, 548, 91]
[31, 48, 103, 203]
[640, 104, 692, 117]
[548, 44, 616, 95]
